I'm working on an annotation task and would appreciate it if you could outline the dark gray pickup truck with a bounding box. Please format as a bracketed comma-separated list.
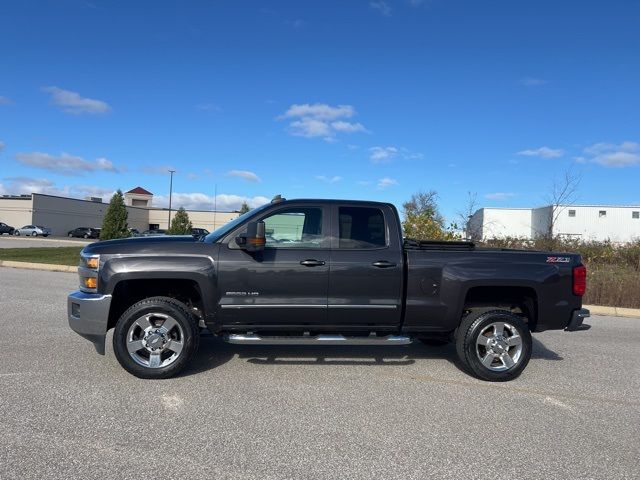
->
[68, 197, 589, 381]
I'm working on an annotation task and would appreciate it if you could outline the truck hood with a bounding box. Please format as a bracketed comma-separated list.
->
[82, 235, 198, 256]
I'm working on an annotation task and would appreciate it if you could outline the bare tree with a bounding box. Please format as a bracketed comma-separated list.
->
[544, 168, 582, 237]
[456, 191, 479, 239]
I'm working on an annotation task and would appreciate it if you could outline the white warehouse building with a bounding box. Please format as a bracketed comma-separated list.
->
[467, 205, 640, 243]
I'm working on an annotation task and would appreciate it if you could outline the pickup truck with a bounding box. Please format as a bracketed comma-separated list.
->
[67, 197, 590, 381]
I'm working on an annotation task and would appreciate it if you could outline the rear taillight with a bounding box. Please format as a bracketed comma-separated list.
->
[573, 265, 587, 296]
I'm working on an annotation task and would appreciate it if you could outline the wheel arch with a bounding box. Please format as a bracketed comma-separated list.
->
[461, 285, 539, 331]
[107, 278, 206, 331]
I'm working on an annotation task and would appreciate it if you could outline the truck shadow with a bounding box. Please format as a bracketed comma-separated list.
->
[183, 336, 562, 376]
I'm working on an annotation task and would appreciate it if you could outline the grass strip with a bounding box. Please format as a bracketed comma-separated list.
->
[0, 247, 83, 266]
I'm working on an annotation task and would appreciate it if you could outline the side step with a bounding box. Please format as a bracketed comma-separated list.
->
[224, 333, 412, 346]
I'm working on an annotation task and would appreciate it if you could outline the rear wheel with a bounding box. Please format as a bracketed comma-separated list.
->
[456, 309, 531, 381]
[31, 231, 37, 237]
[14, 230, 19, 236]
[113, 296, 200, 379]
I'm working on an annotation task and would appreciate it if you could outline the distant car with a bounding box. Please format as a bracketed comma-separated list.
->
[191, 227, 209, 238]
[68, 227, 101, 239]
[129, 228, 141, 237]
[141, 229, 166, 236]
[0, 222, 15, 235]
[14, 225, 52, 237]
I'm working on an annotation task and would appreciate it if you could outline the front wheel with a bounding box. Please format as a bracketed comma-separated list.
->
[456, 309, 532, 382]
[31, 231, 37, 237]
[113, 296, 200, 379]
[14, 230, 20, 236]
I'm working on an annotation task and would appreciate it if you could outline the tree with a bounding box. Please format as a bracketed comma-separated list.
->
[402, 190, 455, 241]
[100, 190, 130, 240]
[168, 207, 193, 235]
[456, 191, 480, 240]
[544, 168, 582, 238]
[239, 202, 250, 215]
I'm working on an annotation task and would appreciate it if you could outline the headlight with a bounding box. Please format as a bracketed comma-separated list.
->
[79, 252, 99, 292]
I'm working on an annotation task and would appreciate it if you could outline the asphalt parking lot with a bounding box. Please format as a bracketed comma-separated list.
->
[1, 267, 639, 480]
[0, 235, 94, 249]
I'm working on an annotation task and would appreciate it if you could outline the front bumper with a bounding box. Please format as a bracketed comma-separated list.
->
[67, 290, 112, 355]
[565, 308, 591, 332]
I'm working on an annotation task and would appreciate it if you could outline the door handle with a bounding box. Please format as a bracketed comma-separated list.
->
[372, 261, 397, 268]
[300, 259, 326, 267]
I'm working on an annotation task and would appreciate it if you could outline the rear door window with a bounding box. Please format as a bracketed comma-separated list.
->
[338, 207, 386, 249]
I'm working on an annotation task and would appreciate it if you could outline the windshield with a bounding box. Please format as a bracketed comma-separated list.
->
[202, 203, 271, 243]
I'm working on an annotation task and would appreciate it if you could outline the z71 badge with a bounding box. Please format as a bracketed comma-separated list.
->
[546, 256, 571, 263]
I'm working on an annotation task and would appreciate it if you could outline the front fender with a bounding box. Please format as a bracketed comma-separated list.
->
[99, 254, 218, 323]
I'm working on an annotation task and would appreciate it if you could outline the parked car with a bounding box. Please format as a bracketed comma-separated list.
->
[68, 227, 101, 239]
[68, 197, 589, 381]
[141, 229, 166, 236]
[191, 227, 209, 238]
[0, 222, 15, 235]
[14, 225, 52, 237]
[129, 228, 141, 237]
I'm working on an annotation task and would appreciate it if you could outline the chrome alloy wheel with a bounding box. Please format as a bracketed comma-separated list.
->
[475, 321, 523, 371]
[126, 313, 185, 369]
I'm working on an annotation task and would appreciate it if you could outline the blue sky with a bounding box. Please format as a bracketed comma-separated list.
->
[1, 0, 639, 218]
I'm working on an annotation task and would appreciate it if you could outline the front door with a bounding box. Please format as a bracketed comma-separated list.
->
[216, 205, 330, 327]
[328, 205, 403, 327]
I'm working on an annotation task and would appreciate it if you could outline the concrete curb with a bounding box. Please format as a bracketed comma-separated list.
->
[584, 304, 640, 319]
[0, 260, 76, 273]
[1, 261, 639, 318]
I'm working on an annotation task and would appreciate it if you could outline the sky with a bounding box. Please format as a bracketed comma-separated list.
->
[0, 0, 639, 220]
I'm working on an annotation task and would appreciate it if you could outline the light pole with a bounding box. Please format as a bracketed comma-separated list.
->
[168, 169, 175, 228]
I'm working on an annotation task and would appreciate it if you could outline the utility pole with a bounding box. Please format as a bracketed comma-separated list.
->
[168, 169, 175, 228]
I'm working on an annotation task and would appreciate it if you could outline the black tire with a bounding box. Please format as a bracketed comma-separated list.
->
[113, 296, 200, 379]
[83, 234, 89, 238]
[31, 231, 37, 237]
[14, 230, 19, 236]
[455, 309, 532, 382]
[68, 233, 73, 237]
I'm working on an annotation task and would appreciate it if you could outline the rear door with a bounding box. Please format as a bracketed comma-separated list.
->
[327, 205, 403, 327]
[216, 204, 331, 327]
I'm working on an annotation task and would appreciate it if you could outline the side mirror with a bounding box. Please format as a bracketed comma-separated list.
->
[235, 221, 266, 252]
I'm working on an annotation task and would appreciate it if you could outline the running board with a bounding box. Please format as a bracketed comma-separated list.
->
[224, 333, 412, 346]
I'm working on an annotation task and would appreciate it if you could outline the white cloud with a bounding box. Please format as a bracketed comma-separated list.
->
[315, 175, 342, 184]
[278, 103, 367, 141]
[484, 192, 515, 201]
[154, 192, 270, 211]
[583, 141, 640, 167]
[369, 146, 422, 163]
[357, 180, 373, 186]
[370, 0, 391, 15]
[43, 86, 111, 115]
[142, 165, 177, 174]
[370, 146, 398, 163]
[0, 96, 12, 105]
[377, 177, 398, 189]
[14, 152, 119, 176]
[519, 77, 549, 87]
[330, 120, 368, 133]
[0, 177, 115, 200]
[228, 170, 261, 182]
[280, 104, 355, 120]
[516, 146, 564, 158]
